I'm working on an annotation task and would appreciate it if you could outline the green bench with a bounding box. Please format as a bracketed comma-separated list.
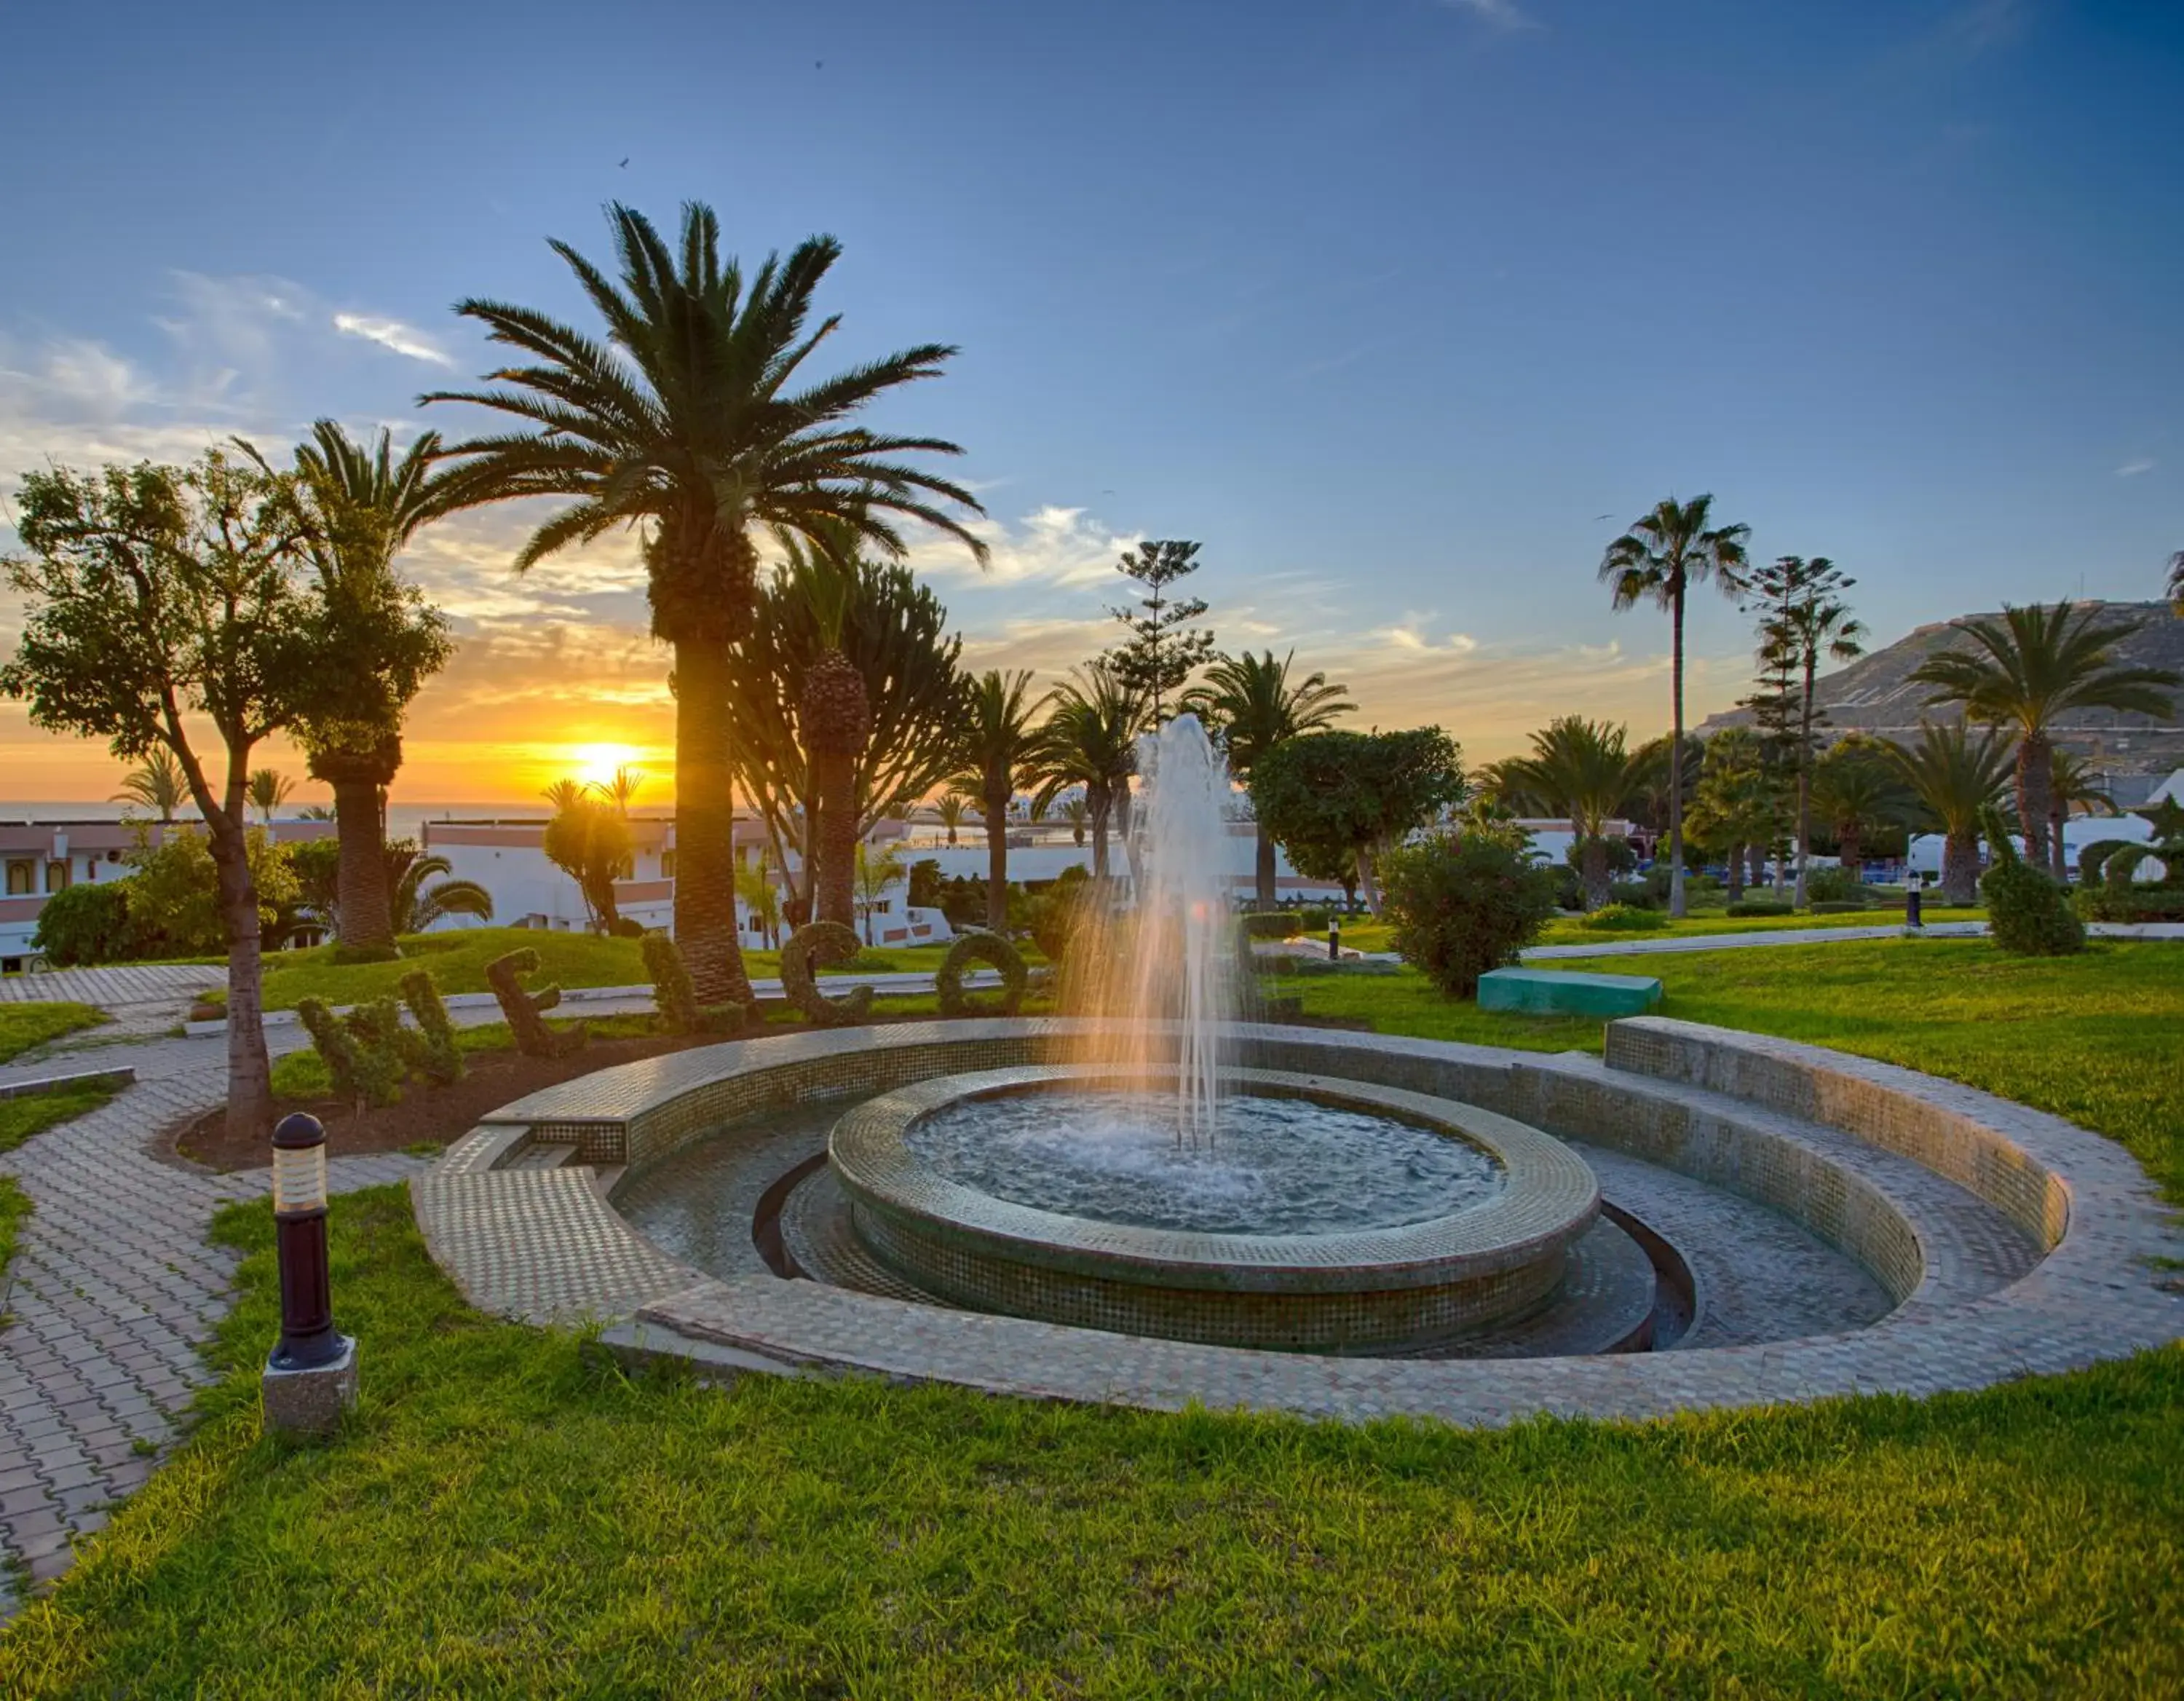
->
[1478, 968, 1663, 1017]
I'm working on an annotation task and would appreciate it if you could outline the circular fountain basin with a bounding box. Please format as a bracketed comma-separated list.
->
[828, 1065, 1602, 1353]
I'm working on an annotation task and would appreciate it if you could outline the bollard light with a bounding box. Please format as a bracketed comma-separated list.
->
[269, 1112, 345, 1371]
[1329, 920, 1342, 961]
[1904, 886, 1924, 931]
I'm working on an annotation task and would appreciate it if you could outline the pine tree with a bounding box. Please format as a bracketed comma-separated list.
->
[1106, 540, 1214, 725]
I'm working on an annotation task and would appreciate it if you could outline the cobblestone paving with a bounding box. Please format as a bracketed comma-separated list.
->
[0, 1065, 422, 1622]
[0, 963, 223, 1043]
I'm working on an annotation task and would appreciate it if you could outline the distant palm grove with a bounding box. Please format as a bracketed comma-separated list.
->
[4, 198, 2181, 1144]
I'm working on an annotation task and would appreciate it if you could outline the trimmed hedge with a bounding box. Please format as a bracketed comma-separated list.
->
[936, 930, 1028, 1018]
[1577, 904, 1669, 933]
[1725, 900, 1795, 918]
[1241, 912, 1304, 939]
[780, 922, 873, 1027]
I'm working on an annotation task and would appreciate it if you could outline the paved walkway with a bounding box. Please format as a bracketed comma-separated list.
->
[0, 963, 223, 1041]
[0, 1059, 423, 1620]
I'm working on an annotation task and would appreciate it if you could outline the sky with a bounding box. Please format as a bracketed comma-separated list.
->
[2, 0, 2180, 805]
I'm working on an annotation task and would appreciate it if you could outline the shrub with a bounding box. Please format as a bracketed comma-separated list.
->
[641, 930, 747, 1035]
[2078, 885, 2184, 922]
[1380, 831, 1557, 999]
[1021, 866, 1093, 966]
[907, 859, 943, 911]
[1605, 880, 1662, 911]
[936, 930, 1028, 1017]
[123, 824, 297, 955]
[780, 921, 873, 1027]
[2076, 838, 2137, 886]
[1577, 904, 1669, 933]
[296, 997, 408, 1108]
[1241, 912, 1302, 939]
[29, 880, 162, 966]
[486, 948, 587, 1057]
[1726, 899, 1795, 918]
[1979, 808, 2084, 955]
[1548, 865, 1583, 912]
[1803, 867, 1864, 905]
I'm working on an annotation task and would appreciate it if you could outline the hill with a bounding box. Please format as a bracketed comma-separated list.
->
[1698, 600, 2184, 777]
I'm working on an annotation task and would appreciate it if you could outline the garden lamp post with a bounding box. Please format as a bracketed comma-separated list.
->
[261, 1112, 358, 1434]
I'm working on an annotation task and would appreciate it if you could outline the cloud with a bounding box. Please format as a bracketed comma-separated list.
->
[333, 313, 453, 366]
[904, 503, 1140, 590]
[2116, 458, 2155, 478]
[1440, 0, 1538, 31]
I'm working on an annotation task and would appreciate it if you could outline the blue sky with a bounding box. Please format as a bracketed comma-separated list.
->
[3, 0, 2180, 797]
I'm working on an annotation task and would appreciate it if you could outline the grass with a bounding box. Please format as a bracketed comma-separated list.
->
[0, 1175, 28, 1278]
[231, 927, 973, 1012]
[0, 1003, 106, 1065]
[0, 1186, 2174, 1696]
[1321, 905, 1985, 954]
[0, 1081, 123, 1153]
[1294, 937, 2184, 1199]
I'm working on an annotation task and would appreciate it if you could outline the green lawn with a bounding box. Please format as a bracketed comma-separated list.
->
[0, 1080, 122, 1153]
[1320, 905, 1983, 953]
[0, 1175, 29, 1279]
[0, 1003, 106, 1065]
[1294, 938, 2184, 1199]
[0, 1186, 2175, 1696]
[241, 927, 965, 1012]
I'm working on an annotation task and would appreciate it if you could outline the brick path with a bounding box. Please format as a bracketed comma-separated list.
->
[0, 1064, 422, 1620]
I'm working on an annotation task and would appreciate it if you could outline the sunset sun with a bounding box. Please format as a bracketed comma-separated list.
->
[571, 743, 642, 790]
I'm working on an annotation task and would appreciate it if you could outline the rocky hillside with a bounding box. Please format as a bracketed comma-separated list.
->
[1698, 600, 2184, 775]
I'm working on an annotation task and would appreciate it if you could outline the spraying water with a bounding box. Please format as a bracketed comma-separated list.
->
[1070, 714, 1237, 1147]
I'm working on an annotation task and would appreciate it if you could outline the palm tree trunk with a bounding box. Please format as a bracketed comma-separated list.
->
[1942, 829, 1981, 905]
[331, 771, 394, 951]
[1668, 589, 1688, 918]
[1254, 824, 1277, 910]
[1725, 843, 1745, 902]
[1840, 822, 1861, 882]
[2017, 731, 2054, 875]
[1582, 838, 1610, 909]
[815, 751, 858, 927]
[673, 633, 756, 1006]
[2048, 795, 2069, 883]
[984, 786, 1009, 931]
[1090, 785, 1111, 882]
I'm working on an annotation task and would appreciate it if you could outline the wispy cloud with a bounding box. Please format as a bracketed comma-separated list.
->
[2116, 457, 2155, 478]
[333, 313, 453, 366]
[1440, 0, 1539, 32]
[904, 503, 1139, 590]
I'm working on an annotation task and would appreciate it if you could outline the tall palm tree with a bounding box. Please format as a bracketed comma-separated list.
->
[424, 202, 987, 1003]
[1492, 717, 1653, 908]
[1182, 650, 1353, 907]
[934, 792, 969, 847]
[113, 750, 189, 822]
[952, 670, 1044, 929]
[1032, 662, 1144, 883]
[246, 767, 295, 825]
[783, 527, 869, 928]
[1911, 601, 2178, 879]
[385, 846, 496, 934]
[1599, 494, 1752, 916]
[1887, 722, 2014, 905]
[246, 420, 461, 956]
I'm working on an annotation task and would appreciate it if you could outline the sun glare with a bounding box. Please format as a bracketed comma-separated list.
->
[571, 743, 642, 790]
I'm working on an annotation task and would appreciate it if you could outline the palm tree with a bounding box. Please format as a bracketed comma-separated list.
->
[1182, 650, 1353, 907]
[1059, 797, 1090, 847]
[424, 202, 987, 1005]
[952, 670, 1044, 929]
[1808, 738, 1911, 880]
[1492, 717, 1653, 908]
[1911, 601, 2178, 879]
[256, 420, 459, 955]
[2049, 749, 2116, 824]
[783, 528, 869, 929]
[385, 845, 495, 934]
[589, 765, 646, 815]
[1887, 722, 2014, 905]
[934, 792, 969, 847]
[854, 840, 905, 944]
[1599, 494, 1752, 915]
[542, 777, 588, 813]
[246, 767, 294, 825]
[1032, 663, 1142, 883]
[113, 750, 189, 822]
[734, 851, 785, 950]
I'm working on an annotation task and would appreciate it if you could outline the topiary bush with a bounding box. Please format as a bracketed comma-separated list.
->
[1380, 831, 1558, 999]
[1725, 899, 1795, 918]
[296, 997, 408, 1109]
[28, 880, 164, 966]
[780, 922, 873, 1027]
[1577, 904, 1669, 933]
[486, 947, 588, 1057]
[1979, 807, 2084, 955]
[2076, 838, 2137, 887]
[936, 929, 1029, 1017]
[1802, 867, 1864, 905]
[641, 930, 748, 1035]
[398, 971, 464, 1086]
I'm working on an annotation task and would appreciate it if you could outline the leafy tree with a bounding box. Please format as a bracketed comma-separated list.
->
[542, 796, 635, 933]
[245, 421, 459, 956]
[1912, 601, 2177, 879]
[30, 880, 162, 966]
[1380, 830, 1557, 998]
[111, 750, 189, 822]
[1031, 662, 1143, 882]
[727, 551, 968, 924]
[1, 452, 314, 1141]
[1744, 556, 1864, 904]
[1809, 735, 1912, 877]
[1685, 729, 1784, 902]
[424, 202, 986, 1006]
[952, 671, 1045, 929]
[1183, 650, 1353, 907]
[1106, 540, 1213, 724]
[123, 824, 299, 958]
[1599, 494, 1752, 916]
[246, 767, 294, 824]
[1886, 722, 2013, 904]
[1489, 717, 1654, 909]
[1249, 727, 1464, 915]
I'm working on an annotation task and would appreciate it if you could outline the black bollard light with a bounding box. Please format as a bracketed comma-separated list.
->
[1905, 885, 1924, 931]
[1329, 920, 1342, 961]
[269, 1112, 344, 1370]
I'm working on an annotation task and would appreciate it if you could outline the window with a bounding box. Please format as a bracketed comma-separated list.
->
[661, 850, 676, 879]
[4, 861, 32, 896]
[46, 861, 69, 892]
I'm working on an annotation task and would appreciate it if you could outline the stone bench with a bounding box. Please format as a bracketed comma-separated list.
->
[1478, 968, 1663, 1017]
